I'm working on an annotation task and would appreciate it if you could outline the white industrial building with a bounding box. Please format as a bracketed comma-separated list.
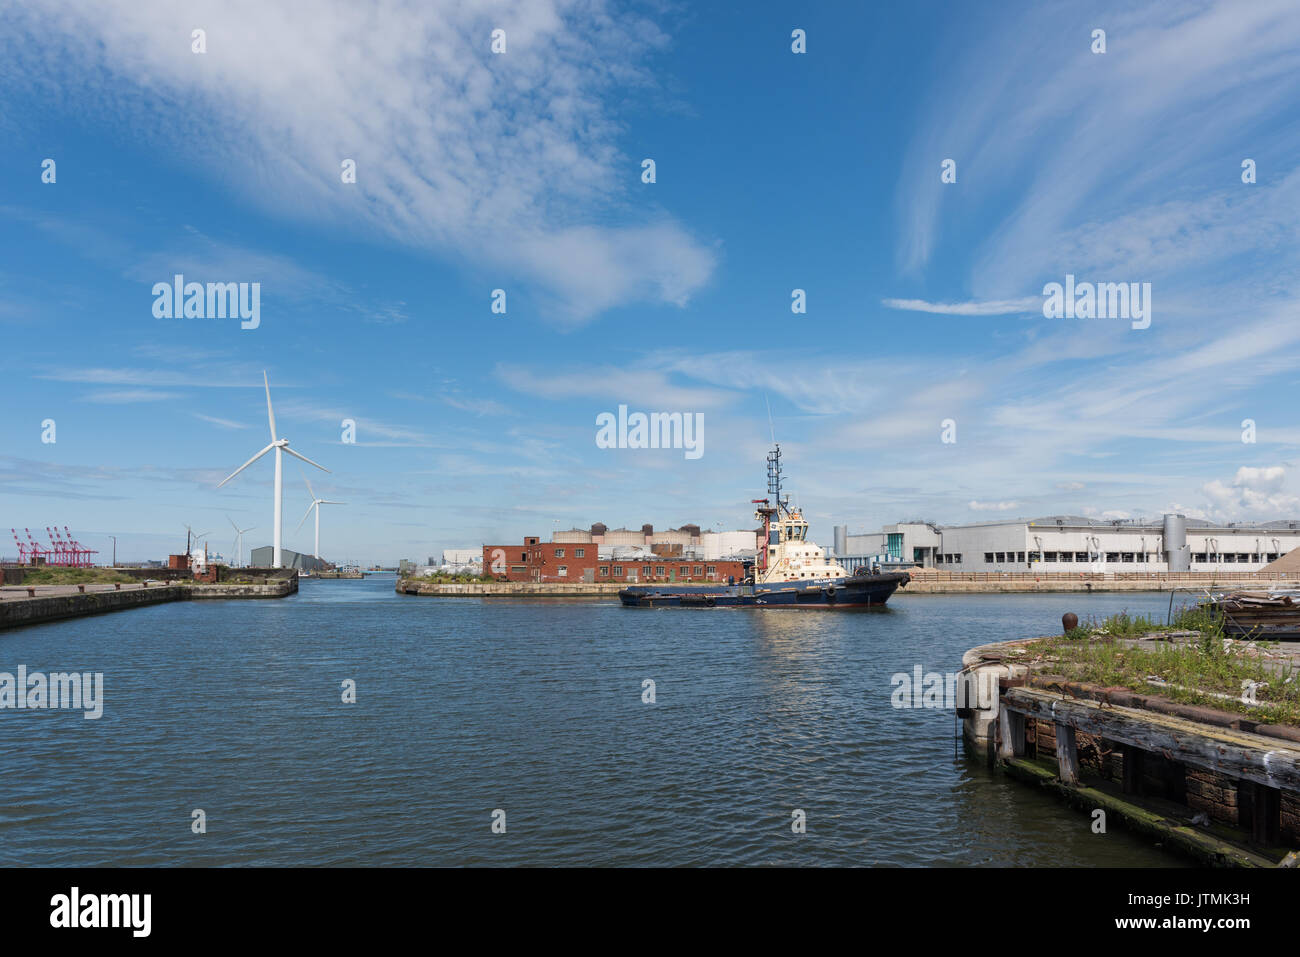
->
[552, 524, 759, 561]
[833, 515, 1300, 573]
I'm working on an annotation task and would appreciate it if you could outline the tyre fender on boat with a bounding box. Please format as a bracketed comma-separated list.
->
[823, 584, 838, 602]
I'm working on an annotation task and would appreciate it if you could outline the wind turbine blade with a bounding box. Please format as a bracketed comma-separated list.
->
[217, 443, 275, 487]
[284, 446, 329, 473]
[320, 501, 346, 505]
[228, 515, 241, 532]
[303, 472, 316, 501]
[295, 502, 315, 533]
[263, 370, 278, 442]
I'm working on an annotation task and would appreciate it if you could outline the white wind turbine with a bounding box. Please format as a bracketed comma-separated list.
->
[217, 371, 328, 568]
[296, 472, 346, 560]
[227, 516, 256, 568]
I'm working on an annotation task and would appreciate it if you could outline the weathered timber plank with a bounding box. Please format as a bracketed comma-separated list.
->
[1003, 688, 1300, 792]
[998, 704, 1025, 760]
[1055, 723, 1080, 785]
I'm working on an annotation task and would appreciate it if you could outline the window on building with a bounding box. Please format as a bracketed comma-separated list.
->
[510, 565, 526, 574]
[1268, 553, 1279, 561]
[1106, 552, 1119, 563]
[1238, 553, 1249, 562]
[1017, 551, 1026, 562]
[643, 566, 652, 576]
[520, 553, 527, 562]
[599, 566, 609, 576]
[1121, 553, 1134, 563]
[995, 552, 1005, 563]
[679, 566, 689, 577]
[984, 552, 994, 563]
[1074, 552, 1087, 562]
[555, 548, 565, 558]
[575, 548, 585, 558]
[557, 565, 568, 576]
[1223, 553, 1236, 563]
[613, 566, 623, 576]
[1194, 553, 1207, 562]
[1043, 551, 1057, 561]
[954, 553, 962, 563]
[655, 566, 665, 575]
[694, 565, 703, 575]
[1058, 552, 1073, 562]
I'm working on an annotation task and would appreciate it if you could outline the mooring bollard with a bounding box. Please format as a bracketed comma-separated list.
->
[1062, 612, 1078, 634]
[77, 584, 85, 593]
[26, 587, 35, 597]
[114, 583, 121, 591]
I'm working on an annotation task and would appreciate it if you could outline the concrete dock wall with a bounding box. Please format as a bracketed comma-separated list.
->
[398, 579, 621, 598]
[0, 585, 187, 629]
[191, 579, 297, 599]
[904, 576, 1284, 594]
[0, 577, 296, 629]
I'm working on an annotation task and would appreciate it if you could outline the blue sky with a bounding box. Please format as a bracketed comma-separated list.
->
[3, 0, 1300, 565]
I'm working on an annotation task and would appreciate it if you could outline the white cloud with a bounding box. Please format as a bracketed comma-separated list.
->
[1200, 466, 1300, 518]
[968, 500, 1018, 512]
[881, 297, 1039, 316]
[86, 389, 182, 403]
[193, 413, 249, 430]
[3, 0, 714, 321]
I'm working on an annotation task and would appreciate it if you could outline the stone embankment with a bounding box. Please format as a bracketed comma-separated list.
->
[0, 577, 296, 629]
[398, 579, 621, 598]
[904, 573, 1292, 594]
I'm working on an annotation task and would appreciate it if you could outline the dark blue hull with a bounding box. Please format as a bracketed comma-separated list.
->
[618, 572, 909, 608]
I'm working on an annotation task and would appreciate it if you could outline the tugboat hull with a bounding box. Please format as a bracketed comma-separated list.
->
[618, 572, 909, 609]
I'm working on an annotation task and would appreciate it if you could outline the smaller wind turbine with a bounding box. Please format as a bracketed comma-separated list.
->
[184, 524, 210, 555]
[295, 472, 345, 559]
[228, 516, 256, 568]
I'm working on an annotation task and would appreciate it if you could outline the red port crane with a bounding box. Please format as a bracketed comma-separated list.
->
[23, 529, 50, 565]
[64, 527, 97, 567]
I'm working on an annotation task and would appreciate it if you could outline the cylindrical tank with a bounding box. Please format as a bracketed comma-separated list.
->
[1163, 513, 1189, 571]
[834, 525, 848, 557]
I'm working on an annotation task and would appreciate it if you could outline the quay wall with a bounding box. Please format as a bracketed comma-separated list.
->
[958, 636, 1300, 866]
[0, 585, 187, 629]
[903, 575, 1287, 594]
[0, 578, 296, 629]
[398, 579, 621, 598]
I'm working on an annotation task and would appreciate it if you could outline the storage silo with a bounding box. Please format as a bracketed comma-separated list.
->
[1163, 513, 1189, 571]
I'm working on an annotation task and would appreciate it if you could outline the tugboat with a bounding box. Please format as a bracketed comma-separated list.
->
[619, 445, 909, 609]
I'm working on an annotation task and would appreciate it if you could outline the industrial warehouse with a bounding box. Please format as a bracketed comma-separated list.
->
[482, 524, 756, 584]
[834, 514, 1300, 573]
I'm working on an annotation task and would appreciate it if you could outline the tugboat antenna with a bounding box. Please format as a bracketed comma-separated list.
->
[767, 444, 783, 510]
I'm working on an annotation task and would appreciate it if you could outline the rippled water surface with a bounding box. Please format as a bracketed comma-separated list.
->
[1, 578, 1191, 866]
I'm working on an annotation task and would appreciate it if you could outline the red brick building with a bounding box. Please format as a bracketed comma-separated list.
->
[483, 538, 747, 584]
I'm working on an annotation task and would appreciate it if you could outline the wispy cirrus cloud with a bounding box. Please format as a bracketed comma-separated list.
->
[85, 389, 182, 403]
[2, 0, 715, 322]
[881, 297, 1039, 316]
